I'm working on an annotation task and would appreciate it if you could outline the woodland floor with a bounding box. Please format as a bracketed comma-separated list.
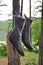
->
[0, 51, 39, 65]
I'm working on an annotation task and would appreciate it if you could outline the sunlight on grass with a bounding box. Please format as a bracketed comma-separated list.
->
[20, 51, 39, 65]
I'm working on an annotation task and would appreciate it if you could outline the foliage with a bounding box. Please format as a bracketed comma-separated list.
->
[32, 18, 41, 42]
[0, 43, 7, 56]
[25, 59, 37, 65]
[6, 19, 12, 32]
[31, 18, 41, 52]
[0, 19, 12, 32]
[0, 20, 12, 41]
[21, 51, 38, 65]
[33, 41, 39, 53]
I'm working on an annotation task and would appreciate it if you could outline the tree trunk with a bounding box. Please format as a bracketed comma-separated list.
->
[7, 0, 20, 65]
[39, 1, 43, 65]
[13, 0, 20, 14]
[7, 33, 20, 65]
[20, 0, 23, 16]
[13, 0, 20, 26]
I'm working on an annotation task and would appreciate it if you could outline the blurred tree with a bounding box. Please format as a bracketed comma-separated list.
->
[7, 0, 20, 65]
[39, 1, 43, 65]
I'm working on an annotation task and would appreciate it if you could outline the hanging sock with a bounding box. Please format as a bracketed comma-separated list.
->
[14, 15, 25, 32]
[9, 27, 24, 56]
[9, 16, 25, 56]
[22, 15, 33, 51]
[13, 11, 25, 32]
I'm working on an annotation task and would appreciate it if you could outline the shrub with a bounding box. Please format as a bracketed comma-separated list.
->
[25, 59, 37, 65]
[0, 43, 7, 56]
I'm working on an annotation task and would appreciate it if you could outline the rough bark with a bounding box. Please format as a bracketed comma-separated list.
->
[13, 0, 20, 14]
[7, 33, 20, 65]
[20, 0, 23, 16]
[7, 0, 20, 65]
[13, 0, 20, 26]
[39, 1, 43, 65]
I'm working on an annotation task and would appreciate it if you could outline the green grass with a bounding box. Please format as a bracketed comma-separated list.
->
[32, 18, 41, 42]
[20, 51, 39, 65]
[0, 51, 39, 65]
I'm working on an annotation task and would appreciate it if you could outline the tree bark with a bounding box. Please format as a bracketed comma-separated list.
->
[7, 33, 20, 65]
[29, 0, 31, 18]
[7, 0, 20, 65]
[13, 0, 20, 26]
[20, 0, 23, 16]
[13, 0, 20, 14]
[39, 1, 43, 65]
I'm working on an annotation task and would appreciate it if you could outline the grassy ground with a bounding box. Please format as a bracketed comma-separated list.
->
[0, 51, 39, 65]
[20, 51, 39, 65]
